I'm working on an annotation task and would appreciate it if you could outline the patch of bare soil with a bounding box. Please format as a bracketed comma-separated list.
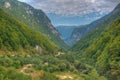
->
[56, 74, 74, 80]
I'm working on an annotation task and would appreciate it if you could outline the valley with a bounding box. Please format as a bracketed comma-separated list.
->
[0, 0, 120, 80]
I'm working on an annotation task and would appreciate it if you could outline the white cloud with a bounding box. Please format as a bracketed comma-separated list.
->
[19, 0, 120, 16]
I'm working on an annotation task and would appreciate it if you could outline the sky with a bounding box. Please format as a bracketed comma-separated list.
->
[18, 0, 120, 26]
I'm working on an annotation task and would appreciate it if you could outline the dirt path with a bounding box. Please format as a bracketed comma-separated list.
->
[56, 74, 74, 80]
[20, 64, 33, 75]
[20, 64, 41, 78]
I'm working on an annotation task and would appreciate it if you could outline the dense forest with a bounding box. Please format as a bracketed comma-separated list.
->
[71, 19, 120, 80]
[0, 8, 58, 54]
[0, 0, 67, 49]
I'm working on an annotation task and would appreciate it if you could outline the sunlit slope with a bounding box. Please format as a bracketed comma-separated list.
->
[0, 0, 67, 49]
[71, 3, 120, 80]
[0, 8, 58, 54]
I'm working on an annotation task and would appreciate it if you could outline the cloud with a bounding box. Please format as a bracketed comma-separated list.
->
[18, 0, 120, 16]
[18, 0, 29, 2]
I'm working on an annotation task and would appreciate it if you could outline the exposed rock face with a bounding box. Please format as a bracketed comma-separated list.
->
[5, 2, 11, 8]
[48, 23, 60, 37]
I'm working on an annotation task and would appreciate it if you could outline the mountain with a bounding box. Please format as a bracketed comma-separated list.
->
[56, 25, 90, 46]
[0, 8, 58, 54]
[70, 2, 120, 45]
[56, 25, 79, 45]
[71, 3, 120, 52]
[56, 11, 112, 46]
[71, 3, 120, 80]
[0, 0, 67, 49]
[68, 15, 111, 46]
[67, 25, 89, 45]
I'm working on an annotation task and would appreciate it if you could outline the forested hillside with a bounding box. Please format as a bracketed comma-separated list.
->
[71, 3, 120, 80]
[0, 0, 67, 48]
[69, 3, 120, 46]
[0, 8, 58, 54]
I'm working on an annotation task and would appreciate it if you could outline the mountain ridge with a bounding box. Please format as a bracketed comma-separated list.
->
[0, 0, 67, 49]
[56, 25, 79, 45]
[70, 3, 120, 80]
[71, 3, 120, 51]
[0, 7, 58, 54]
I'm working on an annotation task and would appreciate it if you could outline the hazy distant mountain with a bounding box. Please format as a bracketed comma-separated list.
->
[56, 25, 79, 45]
[56, 23, 102, 46]
[56, 12, 112, 46]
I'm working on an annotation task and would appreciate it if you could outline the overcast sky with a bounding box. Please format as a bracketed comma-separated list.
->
[18, 0, 120, 26]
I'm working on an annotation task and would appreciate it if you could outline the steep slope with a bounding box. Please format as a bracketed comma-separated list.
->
[0, 0, 67, 48]
[69, 9, 112, 45]
[67, 25, 88, 45]
[57, 12, 111, 46]
[56, 26, 76, 40]
[56, 25, 79, 45]
[56, 25, 89, 46]
[71, 3, 120, 51]
[71, 3, 120, 80]
[0, 8, 58, 54]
